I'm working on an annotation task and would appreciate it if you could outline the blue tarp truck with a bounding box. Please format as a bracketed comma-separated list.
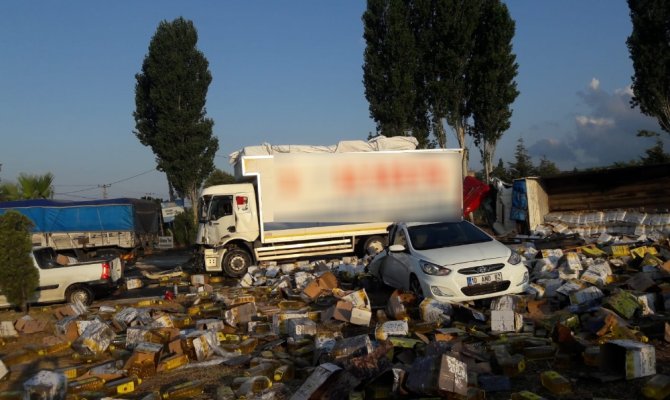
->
[0, 198, 161, 262]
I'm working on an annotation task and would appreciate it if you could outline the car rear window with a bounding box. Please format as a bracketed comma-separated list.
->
[407, 221, 492, 250]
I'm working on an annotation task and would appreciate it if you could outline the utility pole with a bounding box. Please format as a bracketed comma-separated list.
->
[98, 184, 110, 199]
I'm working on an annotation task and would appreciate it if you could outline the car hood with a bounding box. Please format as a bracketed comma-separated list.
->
[413, 240, 511, 266]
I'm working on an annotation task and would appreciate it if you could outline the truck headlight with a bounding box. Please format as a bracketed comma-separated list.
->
[420, 260, 451, 276]
[507, 251, 521, 265]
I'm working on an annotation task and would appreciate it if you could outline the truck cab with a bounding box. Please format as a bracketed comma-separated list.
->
[197, 183, 260, 276]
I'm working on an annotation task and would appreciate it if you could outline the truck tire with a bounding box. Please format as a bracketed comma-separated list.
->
[360, 235, 386, 257]
[65, 285, 94, 306]
[96, 249, 120, 259]
[222, 247, 251, 278]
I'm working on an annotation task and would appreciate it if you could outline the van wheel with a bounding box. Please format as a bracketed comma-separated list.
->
[65, 285, 93, 305]
[410, 275, 424, 300]
[223, 247, 251, 278]
[360, 235, 386, 257]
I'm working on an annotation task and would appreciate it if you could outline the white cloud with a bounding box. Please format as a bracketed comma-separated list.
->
[614, 85, 634, 97]
[575, 115, 614, 128]
[589, 77, 600, 91]
[527, 79, 666, 169]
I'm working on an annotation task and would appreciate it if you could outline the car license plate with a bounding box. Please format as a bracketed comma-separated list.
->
[467, 272, 503, 286]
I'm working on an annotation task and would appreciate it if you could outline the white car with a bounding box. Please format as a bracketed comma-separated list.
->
[369, 221, 528, 302]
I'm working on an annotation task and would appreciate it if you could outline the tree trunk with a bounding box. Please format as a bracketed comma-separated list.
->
[455, 121, 468, 179]
[167, 177, 176, 202]
[188, 186, 199, 228]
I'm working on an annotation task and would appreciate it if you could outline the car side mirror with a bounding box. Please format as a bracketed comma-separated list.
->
[389, 244, 406, 253]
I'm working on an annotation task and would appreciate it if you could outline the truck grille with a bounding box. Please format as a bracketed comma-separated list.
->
[458, 263, 505, 275]
[461, 281, 511, 296]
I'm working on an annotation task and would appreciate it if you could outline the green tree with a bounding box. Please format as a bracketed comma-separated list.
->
[414, 0, 483, 175]
[134, 17, 219, 223]
[640, 140, 670, 165]
[0, 211, 39, 311]
[490, 158, 510, 181]
[17, 173, 54, 199]
[535, 155, 560, 177]
[172, 210, 196, 247]
[507, 138, 534, 179]
[363, 0, 431, 147]
[0, 182, 20, 202]
[627, 0, 670, 134]
[468, 0, 519, 183]
[203, 169, 236, 188]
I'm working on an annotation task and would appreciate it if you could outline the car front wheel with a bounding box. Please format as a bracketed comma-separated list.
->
[410, 275, 424, 299]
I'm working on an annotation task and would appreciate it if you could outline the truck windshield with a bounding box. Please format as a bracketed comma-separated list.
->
[199, 196, 212, 223]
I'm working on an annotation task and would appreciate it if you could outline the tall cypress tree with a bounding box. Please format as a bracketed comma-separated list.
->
[627, 0, 670, 134]
[468, 0, 519, 182]
[363, 0, 431, 147]
[134, 17, 218, 221]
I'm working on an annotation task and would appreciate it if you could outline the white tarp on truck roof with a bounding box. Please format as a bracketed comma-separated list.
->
[229, 135, 419, 165]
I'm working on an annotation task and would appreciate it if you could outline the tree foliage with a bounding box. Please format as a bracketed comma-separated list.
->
[507, 138, 534, 179]
[535, 155, 561, 177]
[468, 0, 519, 182]
[363, 0, 431, 148]
[0, 211, 39, 311]
[640, 140, 670, 165]
[134, 17, 219, 222]
[627, 0, 670, 134]
[203, 169, 236, 188]
[0, 173, 54, 201]
[362, 0, 519, 176]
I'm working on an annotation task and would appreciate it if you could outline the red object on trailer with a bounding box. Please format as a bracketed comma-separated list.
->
[463, 176, 490, 217]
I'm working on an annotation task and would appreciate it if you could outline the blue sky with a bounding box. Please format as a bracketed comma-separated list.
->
[0, 1, 666, 201]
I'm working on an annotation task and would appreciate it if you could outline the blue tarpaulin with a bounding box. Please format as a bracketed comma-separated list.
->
[0, 198, 160, 233]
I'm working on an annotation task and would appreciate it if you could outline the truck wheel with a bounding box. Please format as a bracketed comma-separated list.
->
[360, 235, 386, 257]
[65, 285, 93, 306]
[222, 247, 251, 278]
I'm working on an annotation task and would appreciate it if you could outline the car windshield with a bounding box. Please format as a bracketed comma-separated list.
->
[407, 221, 492, 250]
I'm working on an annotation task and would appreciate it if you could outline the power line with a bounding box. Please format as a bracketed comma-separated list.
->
[54, 168, 158, 197]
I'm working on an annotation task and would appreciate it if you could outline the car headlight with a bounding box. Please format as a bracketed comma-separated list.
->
[420, 260, 451, 276]
[507, 251, 521, 265]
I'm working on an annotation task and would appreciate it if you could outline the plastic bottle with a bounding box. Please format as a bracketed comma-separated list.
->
[540, 370, 571, 395]
[161, 380, 204, 399]
[511, 391, 547, 400]
[641, 374, 670, 400]
[234, 376, 272, 397]
[244, 363, 276, 379]
[67, 376, 106, 393]
[273, 364, 295, 382]
[104, 375, 141, 395]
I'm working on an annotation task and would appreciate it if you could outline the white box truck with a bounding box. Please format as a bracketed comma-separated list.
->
[196, 136, 463, 277]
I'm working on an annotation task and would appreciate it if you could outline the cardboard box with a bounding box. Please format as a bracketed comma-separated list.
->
[14, 315, 48, 334]
[56, 254, 70, 266]
[491, 310, 523, 333]
[126, 278, 144, 290]
[292, 363, 342, 400]
[190, 274, 209, 286]
[600, 339, 656, 379]
[438, 354, 468, 396]
[303, 271, 338, 300]
[287, 318, 317, 340]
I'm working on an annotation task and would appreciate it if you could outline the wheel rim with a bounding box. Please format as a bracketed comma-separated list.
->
[366, 239, 384, 255]
[71, 290, 89, 304]
[229, 255, 247, 273]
